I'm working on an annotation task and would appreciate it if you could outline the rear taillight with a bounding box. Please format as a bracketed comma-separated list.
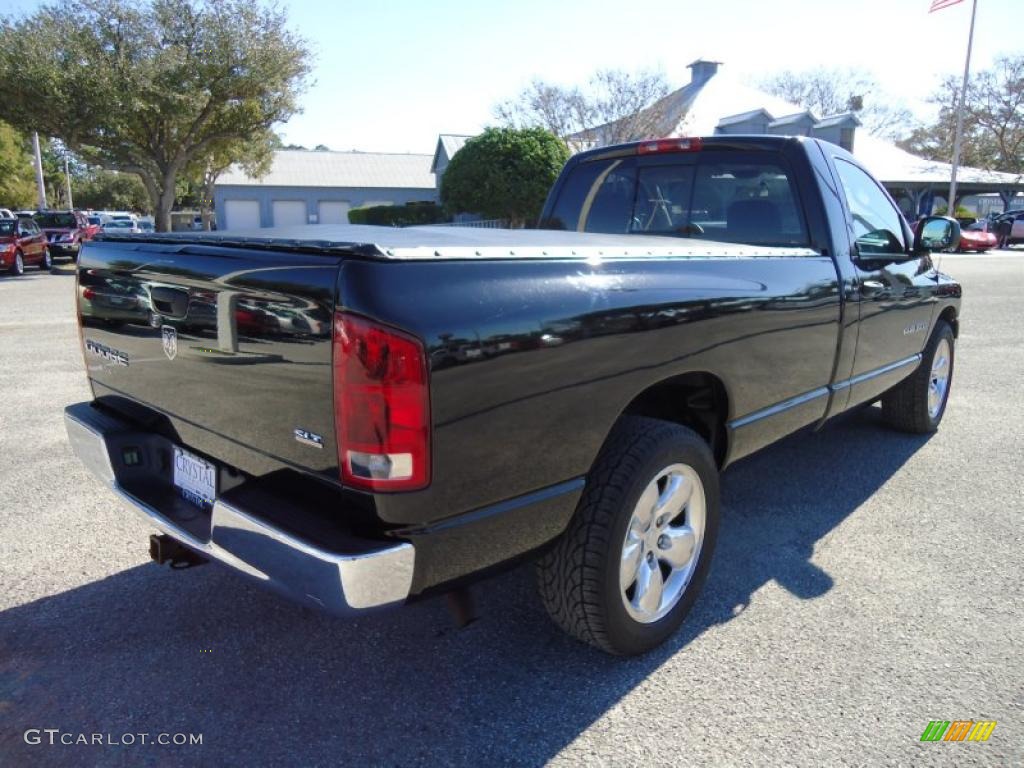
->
[637, 137, 703, 155]
[332, 312, 430, 491]
[82, 287, 96, 300]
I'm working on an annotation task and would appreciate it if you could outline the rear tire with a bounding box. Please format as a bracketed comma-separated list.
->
[881, 321, 955, 433]
[536, 416, 719, 655]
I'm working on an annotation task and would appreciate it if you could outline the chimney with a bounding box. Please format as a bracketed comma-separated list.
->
[687, 59, 722, 85]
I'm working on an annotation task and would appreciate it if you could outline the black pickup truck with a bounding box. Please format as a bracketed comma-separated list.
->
[65, 136, 962, 655]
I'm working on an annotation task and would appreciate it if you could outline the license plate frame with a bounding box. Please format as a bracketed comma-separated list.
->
[172, 446, 217, 511]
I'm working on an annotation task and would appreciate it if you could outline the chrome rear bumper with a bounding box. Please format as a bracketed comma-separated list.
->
[64, 402, 414, 614]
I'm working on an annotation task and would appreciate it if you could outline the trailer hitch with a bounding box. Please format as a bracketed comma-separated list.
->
[149, 534, 208, 569]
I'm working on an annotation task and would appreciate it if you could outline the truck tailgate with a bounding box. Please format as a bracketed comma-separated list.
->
[77, 239, 343, 479]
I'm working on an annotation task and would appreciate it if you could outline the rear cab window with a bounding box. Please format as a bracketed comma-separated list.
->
[543, 150, 810, 248]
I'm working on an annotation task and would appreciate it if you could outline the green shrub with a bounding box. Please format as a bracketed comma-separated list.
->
[440, 127, 570, 227]
[347, 202, 447, 226]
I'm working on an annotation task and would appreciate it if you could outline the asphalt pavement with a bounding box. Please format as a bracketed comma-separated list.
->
[0, 252, 1021, 766]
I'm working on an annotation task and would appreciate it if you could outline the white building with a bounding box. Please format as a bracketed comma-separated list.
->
[213, 149, 437, 230]
[573, 60, 1021, 217]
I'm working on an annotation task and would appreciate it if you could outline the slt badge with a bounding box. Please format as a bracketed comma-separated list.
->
[162, 325, 178, 360]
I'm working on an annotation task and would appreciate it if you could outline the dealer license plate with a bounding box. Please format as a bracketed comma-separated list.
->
[173, 446, 217, 510]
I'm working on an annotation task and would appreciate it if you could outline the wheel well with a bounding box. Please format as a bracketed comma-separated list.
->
[938, 306, 958, 338]
[621, 372, 729, 467]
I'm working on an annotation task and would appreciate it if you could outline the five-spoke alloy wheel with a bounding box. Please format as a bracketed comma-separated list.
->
[537, 416, 719, 655]
[927, 337, 951, 420]
[620, 464, 706, 624]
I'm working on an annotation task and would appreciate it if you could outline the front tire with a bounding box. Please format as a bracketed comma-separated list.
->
[881, 320, 955, 433]
[10, 251, 24, 276]
[39, 247, 52, 270]
[536, 416, 719, 655]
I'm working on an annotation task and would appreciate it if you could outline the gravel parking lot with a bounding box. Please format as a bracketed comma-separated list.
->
[1, 253, 1021, 767]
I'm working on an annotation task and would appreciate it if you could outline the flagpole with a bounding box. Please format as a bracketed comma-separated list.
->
[947, 0, 978, 215]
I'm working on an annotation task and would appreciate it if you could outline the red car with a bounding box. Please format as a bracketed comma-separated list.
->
[958, 219, 999, 252]
[33, 210, 94, 261]
[78, 211, 103, 239]
[1, 217, 51, 275]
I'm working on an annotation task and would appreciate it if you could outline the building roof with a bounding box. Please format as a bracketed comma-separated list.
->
[651, 68, 1021, 188]
[854, 133, 1020, 186]
[217, 149, 436, 189]
[768, 111, 818, 128]
[717, 108, 773, 127]
[430, 134, 473, 173]
[816, 112, 862, 129]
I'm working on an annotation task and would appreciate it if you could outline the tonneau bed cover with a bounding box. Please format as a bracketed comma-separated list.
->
[93, 224, 818, 261]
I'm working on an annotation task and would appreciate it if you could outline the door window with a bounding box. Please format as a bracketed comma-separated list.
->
[833, 159, 905, 255]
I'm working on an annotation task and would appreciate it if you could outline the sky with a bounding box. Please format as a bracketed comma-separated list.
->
[10, 0, 1024, 154]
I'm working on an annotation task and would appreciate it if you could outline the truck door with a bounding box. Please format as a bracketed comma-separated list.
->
[831, 157, 937, 408]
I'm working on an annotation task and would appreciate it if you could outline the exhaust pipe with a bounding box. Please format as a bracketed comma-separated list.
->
[149, 534, 208, 569]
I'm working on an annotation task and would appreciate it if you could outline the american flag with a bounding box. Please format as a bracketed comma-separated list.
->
[930, 0, 964, 11]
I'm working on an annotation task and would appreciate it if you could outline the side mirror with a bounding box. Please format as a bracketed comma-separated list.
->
[914, 215, 960, 253]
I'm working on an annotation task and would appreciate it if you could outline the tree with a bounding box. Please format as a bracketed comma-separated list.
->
[74, 171, 151, 212]
[184, 129, 275, 230]
[759, 68, 916, 140]
[970, 55, 1024, 174]
[495, 69, 670, 149]
[0, 0, 311, 230]
[440, 128, 570, 227]
[900, 55, 1024, 177]
[0, 122, 37, 208]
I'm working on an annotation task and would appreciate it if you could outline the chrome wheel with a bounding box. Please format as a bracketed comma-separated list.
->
[13, 252, 24, 275]
[928, 338, 951, 419]
[42, 248, 52, 269]
[620, 463, 706, 624]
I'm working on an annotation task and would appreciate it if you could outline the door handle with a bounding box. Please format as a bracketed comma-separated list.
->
[860, 279, 885, 298]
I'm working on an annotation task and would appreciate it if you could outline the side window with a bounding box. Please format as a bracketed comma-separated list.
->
[833, 159, 905, 255]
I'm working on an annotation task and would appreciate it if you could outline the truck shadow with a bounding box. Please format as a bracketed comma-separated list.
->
[0, 407, 929, 767]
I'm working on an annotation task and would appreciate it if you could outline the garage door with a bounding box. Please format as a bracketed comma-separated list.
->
[318, 201, 350, 225]
[272, 200, 307, 227]
[223, 199, 260, 230]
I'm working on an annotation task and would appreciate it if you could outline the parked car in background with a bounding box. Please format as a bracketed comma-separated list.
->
[78, 212, 103, 239]
[137, 219, 155, 233]
[101, 219, 142, 234]
[0, 208, 14, 219]
[33, 210, 94, 260]
[956, 219, 997, 252]
[0, 216, 51, 274]
[995, 211, 1024, 246]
